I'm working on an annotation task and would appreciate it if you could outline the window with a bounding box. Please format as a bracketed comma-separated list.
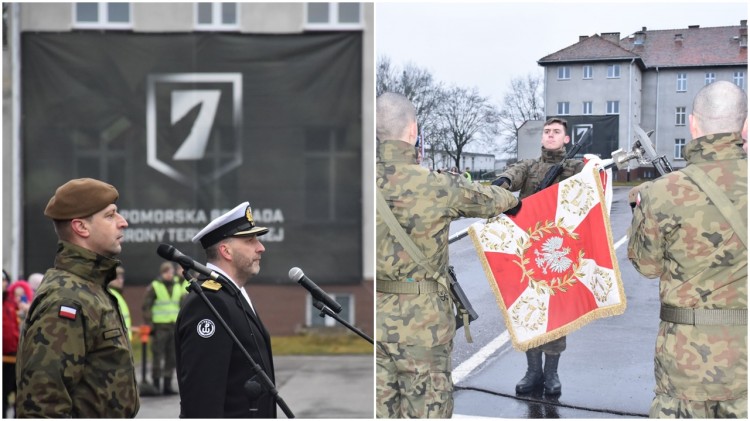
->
[705, 72, 716, 85]
[582, 65, 593, 79]
[675, 107, 686, 126]
[557, 102, 570, 115]
[734, 71, 746, 89]
[307, 293, 353, 327]
[582, 101, 592, 115]
[676, 73, 687, 92]
[305, 2, 363, 30]
[606, 100, 619, 114]
[72, 117, 131, 189]
[557, 66, 570, 80]
[195, 3, 238, 29]
[305, 127, 360, 222]
[73, 2, 131, 28]
[674, 138, 686, 160]
[607, 64, 620, 78]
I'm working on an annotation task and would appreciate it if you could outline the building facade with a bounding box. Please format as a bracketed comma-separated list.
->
[422, 148, 496, 179]
[535, 21, 747, 180]
[2, 2, 374, 336]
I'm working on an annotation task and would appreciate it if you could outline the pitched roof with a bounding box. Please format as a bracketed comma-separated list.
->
[619, 25, 747, 68]
[538, 34, 640, 65]
[538, 23, 747, 69]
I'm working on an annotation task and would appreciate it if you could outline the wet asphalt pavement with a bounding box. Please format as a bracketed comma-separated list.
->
[135, 354, 374, 418]
[449, 186, 658, 418]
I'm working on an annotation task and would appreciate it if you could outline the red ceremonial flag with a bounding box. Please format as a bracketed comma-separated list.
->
[469, 163, 625, 351]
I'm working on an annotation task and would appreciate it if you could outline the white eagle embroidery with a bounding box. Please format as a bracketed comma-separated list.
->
[534, 236, 572, 274]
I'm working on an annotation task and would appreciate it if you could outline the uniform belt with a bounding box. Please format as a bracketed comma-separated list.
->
[660, 305, 747, 326]
[376, 279, 441, 294]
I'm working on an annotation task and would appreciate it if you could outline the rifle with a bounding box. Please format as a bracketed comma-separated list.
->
[610, 125, 673, 176]
[534, 128, 593, 193]
[447, 265, 478, 328]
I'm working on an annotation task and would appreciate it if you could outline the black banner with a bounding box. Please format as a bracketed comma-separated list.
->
[548, 115, 619, 158]
[22, 32, 363, 285]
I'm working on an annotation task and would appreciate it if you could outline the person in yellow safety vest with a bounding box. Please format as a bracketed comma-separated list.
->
[107, 266, 131, 337]
[141, 262, 187, 395]
[462, 167, 472, 182]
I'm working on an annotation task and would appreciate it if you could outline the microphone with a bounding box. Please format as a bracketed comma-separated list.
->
[157, 244, 221, 281]
[288, 267, 342, 314]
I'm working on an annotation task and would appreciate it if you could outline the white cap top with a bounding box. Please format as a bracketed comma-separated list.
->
[192, 201, 268, 248]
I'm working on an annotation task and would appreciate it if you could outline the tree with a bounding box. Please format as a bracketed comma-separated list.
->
[376, 55, 445, 168]
[497, 72, 545, 156]
[435, 86, 500, 169]
[376, 56, 443, 132]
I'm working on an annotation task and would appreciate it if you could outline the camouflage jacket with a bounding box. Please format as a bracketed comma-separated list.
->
[628, 132, 747, 401]
[376, 140, 518, 347]
[495, 147, 584, 199]
[16, 241, 139, 417]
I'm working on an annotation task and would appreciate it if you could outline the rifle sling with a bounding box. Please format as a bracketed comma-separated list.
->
[681, 165, 747, 249]
[376, 189, 473, 342]
[375, 190, 441, 278]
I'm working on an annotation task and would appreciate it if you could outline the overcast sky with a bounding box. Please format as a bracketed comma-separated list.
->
[376, 2, 748, 104]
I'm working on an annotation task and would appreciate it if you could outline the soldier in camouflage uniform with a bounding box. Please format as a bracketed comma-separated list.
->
[492, 117, 584, 396]
[628, 81, 747, 418]
[16, 178, 139, 417]
[376, 92, 519, 418]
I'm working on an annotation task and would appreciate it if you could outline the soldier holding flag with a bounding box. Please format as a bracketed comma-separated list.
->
[491, 117, 584, 396]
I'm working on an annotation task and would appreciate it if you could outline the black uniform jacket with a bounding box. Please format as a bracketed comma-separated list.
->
[175, 275, 276, 418]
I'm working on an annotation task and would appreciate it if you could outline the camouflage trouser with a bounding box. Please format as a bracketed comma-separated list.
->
[376, 341, 453, 419]
[650, 394, 747, 418]
[530, 335, 566, 355]
[151, 324, 176, 381]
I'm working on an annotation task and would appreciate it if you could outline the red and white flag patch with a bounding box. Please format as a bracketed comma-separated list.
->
[59, 305, 78, 320]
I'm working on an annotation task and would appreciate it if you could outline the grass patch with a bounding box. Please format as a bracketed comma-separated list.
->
[272, 332, 373, 355]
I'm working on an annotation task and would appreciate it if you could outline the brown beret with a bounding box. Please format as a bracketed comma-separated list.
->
[44, 178, 119, 220]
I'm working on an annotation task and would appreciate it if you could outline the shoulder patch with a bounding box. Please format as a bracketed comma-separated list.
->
[201, 280, 223, 291]
[59, 305, 78, 320]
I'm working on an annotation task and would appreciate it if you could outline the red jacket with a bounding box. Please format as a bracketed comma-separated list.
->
[3, 297, 20, 356]
[3, 280, 34, 356]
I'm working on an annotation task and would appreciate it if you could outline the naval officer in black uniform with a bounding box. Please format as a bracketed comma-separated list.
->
[175, 202, 276, 418]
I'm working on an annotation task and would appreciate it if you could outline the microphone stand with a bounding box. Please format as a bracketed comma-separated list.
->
[312, 299, 373, 344]
[180, 266, 295, 419]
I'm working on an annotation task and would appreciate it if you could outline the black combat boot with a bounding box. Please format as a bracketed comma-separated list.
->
[515, 350, 544, 394]
[163, 377, 177, 395]
[543, 353, 562, 395]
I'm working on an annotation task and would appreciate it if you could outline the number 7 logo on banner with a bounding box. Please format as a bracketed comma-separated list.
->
[146, 73, 243, 187]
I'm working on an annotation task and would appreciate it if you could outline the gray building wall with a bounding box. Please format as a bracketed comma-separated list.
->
[543, 60, 640, 160]
[640, 66, 745, 170]
[542, 59, 744, 178]
[517, 120, 544, 161]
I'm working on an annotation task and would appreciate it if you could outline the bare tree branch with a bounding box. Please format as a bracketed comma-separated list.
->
[435, 86, 500, 169]
[497, 72, 545, 156]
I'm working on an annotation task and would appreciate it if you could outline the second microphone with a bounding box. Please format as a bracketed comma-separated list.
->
[288, 267, 342, 314]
